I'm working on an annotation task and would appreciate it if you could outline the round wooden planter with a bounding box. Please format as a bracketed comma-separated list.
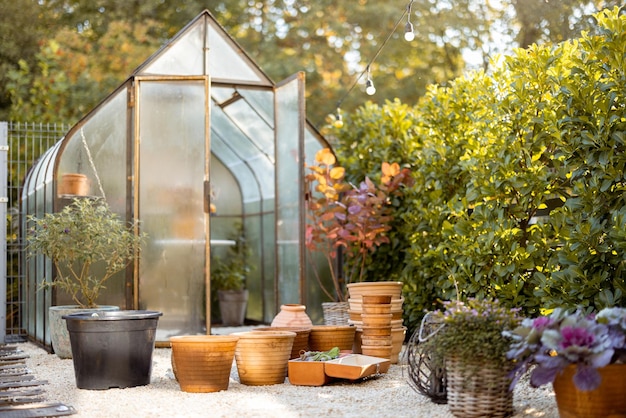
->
[254, 327, 311, 359]
[361, 313, 392, 328]
[270, 304, 313, 328]
[170, 335, 239, 393]
[346, 281, 403, 299]
[233, 331, 296, 386]
[553, 363, 626, 418]
[390, 326, 407, 364]
[59, 173, 90, 196]
[308, 325, 356, 352]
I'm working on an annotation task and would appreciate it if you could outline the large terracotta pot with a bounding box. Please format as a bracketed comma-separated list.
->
[346, 281, 403, 299]
[309, 325, 356, 352]
[233, 331, 296, 386]
[270, 304, 313, 328]
[170, 335, 239, 393]
[254, 327, 311, 359]
[553, 363, 626, 418]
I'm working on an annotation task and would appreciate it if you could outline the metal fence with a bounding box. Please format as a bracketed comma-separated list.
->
[2, 121, 69, 342]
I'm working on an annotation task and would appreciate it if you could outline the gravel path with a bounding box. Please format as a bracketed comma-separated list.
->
[15, 341, 560, 418]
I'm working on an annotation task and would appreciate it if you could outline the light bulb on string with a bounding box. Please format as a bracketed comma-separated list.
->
[365, 78, 376, 95]
[404, 21, 415, 42]
[404, 0, 415, 42]
[333, 109, 344, 128]
[365, 66, 376, 95]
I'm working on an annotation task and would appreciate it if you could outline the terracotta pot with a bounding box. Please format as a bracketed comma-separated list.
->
[361, 345, 393, 359]
[233, 331, 296, 386]
[170, 335, 239, 393]
[348, 310, 362, 321]
[553, 363, 626, 418]
[353, 329, 363, 354]
[362, 303, 392, 315]
[254, 327, 311, 359]
[59, 173, 90, 196]
[271, 304, 313, 328]
[308, 325, 356, 352]
[361, 313, 392, 328]
[361, 335, 393, 346]
[346, 281, 403, 299]
[361, 326, 392, 336]
[390, 326, 407, 364]
[362, 295, 392, 304]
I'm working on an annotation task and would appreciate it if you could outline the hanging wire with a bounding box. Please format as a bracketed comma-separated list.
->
[331, 0, 414, 121]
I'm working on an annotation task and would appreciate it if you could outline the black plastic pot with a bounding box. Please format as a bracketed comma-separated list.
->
[63, 310, 163, 390]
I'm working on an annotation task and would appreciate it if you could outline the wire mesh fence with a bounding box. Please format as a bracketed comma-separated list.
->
[4, 121, 68, 341]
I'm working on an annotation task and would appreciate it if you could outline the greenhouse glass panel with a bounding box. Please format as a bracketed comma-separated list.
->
[223, 100, 274, 161]
[140, 21, 205, 76]
[137, 79, 208, 340]
[239, 89, 274, 128]
[207, 24, 267, 83]
[275, 74, 304, 306]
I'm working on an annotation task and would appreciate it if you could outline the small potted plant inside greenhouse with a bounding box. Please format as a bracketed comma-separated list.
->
[211, 224, 252, 327]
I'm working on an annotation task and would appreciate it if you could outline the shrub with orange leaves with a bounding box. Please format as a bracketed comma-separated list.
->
[305, 148, 413, 302]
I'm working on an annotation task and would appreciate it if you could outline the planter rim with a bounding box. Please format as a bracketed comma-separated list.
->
[232, 331, 296, 338]
[51, 305, 119, 310]
[63, 310, 163, 321]
[170, 335, 239, 344]
[311, 325, 356, 331]
[347, 281, 403, 288]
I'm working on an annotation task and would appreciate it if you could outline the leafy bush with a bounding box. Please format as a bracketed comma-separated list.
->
[331, 7, 626, 336]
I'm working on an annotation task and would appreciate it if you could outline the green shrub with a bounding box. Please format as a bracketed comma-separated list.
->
[332, 7, 626, 336]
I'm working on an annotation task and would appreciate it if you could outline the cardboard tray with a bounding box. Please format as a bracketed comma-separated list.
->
[288, 354, 390, 386]
[324, 354, 390, 380]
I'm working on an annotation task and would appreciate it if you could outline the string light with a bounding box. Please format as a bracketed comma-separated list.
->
[333, 109, 344, 128]
[404, 1, 415, 41]
[328, 0, 413, 126]
[365, 66, 376, 95]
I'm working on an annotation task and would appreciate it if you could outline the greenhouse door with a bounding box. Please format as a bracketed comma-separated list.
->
[135, 77, 210, 342]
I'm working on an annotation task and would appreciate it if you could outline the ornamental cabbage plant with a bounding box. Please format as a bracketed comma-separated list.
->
[505, 307, 626, 391]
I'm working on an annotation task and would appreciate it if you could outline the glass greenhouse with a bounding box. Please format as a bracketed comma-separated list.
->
[21, 10, 331, 346]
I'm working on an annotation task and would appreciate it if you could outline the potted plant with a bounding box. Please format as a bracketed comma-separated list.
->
[27, 197, 162, 391]
[505, 307, 626, 417]
[211, 224, 251, 326]
[422, 298, 521, 417]
[26, 196, 145, 358]
[304, 148, 412, 322]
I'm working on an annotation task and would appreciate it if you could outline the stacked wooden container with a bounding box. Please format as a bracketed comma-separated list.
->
[346, 281, 406, 363]
[360, 295, 393, 358]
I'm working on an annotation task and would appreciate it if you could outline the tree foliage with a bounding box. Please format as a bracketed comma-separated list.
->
[5, 0, 618, 128]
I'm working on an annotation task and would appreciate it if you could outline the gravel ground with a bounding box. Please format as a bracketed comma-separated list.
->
[16, 339, 559, 418]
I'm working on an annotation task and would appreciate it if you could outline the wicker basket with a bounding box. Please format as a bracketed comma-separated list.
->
[322, 302, 350, 325]
[446, 356, 514, 418]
